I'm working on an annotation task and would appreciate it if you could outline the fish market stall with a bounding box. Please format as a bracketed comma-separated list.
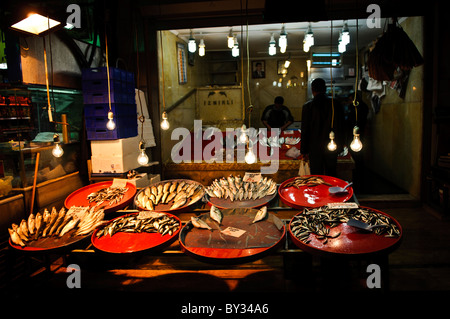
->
[4, 173, 402, 295]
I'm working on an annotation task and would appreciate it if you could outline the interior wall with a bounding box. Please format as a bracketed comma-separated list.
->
[247, 57, 308, 128]
[364, 16, 424, 198]
[158, 30, 209, 163]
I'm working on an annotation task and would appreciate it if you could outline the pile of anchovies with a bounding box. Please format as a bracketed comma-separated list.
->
[87, 186, 128, 206]
[95, 212, 179, 238]
[290, 207, 401, 245]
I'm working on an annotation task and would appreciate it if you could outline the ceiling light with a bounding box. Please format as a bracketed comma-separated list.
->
[232, 36, 239, 57]
[10, 13, 61, 36]
[268, 34, 276, 56]
[199, 38, 205, 56]
[303, 23, 314, 52]
[227, 29, 234, 48]
[284, 60, 291, 68]
[279, 25, 287, 53]
[188, 30, 196, 53]
[341, 21, 350, 46]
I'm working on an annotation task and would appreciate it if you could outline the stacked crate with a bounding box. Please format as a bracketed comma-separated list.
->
[82, 67, 139, 173]
[82, 67, 137, 140]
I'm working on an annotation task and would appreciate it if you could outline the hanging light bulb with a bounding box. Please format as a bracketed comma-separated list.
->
[341, 22, 350, 46]
[245, 148, 256, 164]
[303, 23, 314, 52]
[239, 125, 248, 144]
[327, 131, 337, 151]
[188, 30, 196, 53]
[137, 141, 149, 165]
[227, 29, 234, 48]
[268, 34, 276, 56]
[52, 134, 64, 158]
[231, 36, 239, 57]
[106, 111, 116, 130]
[350, 126, 363, 152]
[199, 38, 205, 56]
[279, 25, 287, 53]
[338, 35, 347, 53]
[161, 111, 169, 130]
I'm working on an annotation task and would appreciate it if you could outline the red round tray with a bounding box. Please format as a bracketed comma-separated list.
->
[9, 232, 90, 253]
[288, 206, 402, 257]
[179, 208, 286, 264]
[65, 181, 136, 214]
[278, 175, 353, 209]
[91, 212, 181, 254]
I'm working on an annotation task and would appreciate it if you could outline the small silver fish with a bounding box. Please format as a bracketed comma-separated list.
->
[252, 206, 268, 223]
[209, 206, 223, 225]
[191, 216, 212, 230]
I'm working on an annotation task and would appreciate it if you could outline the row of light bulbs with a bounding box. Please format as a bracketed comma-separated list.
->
[186, 21, 351, 58]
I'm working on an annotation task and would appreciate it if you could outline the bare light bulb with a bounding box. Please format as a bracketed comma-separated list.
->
[137, 149, 149, 165]
[327, 131, 337, 151]
[52, 143, 64, 158]
[350, 126, 363, 152]
[161, 111, 169, 130]
[199, 39, 205, 56]
[227, 30, 234, 48]
[106, 111, 116, 130]
[245, 149, 256, 164]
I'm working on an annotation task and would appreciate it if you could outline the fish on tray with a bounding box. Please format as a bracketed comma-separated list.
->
[204, 175, 277, 202]
[136, 180, 204, 210]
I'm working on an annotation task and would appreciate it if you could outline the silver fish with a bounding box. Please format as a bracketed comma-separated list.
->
[27, 213, 35, 235]
[191, 216, 212, 230]
[209, 206, 223, 225]
[252, 206, 268, 223]
[170, 196, 186, 210]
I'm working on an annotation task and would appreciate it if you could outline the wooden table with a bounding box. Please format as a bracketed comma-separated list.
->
[5, 192, 400, 297]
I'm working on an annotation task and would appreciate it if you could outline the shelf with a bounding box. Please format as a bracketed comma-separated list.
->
[0, 117, 31, 120]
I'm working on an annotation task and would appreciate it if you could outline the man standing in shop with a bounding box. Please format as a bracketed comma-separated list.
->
[261, 96, 294, 131]
[300, 78, 345, 177]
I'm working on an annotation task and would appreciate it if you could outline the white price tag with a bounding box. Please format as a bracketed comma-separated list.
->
[221, 227, 246, 238]
[327, 202, 359, 209]
[111, 178, 127, 188]
[243, 172, 262, 183]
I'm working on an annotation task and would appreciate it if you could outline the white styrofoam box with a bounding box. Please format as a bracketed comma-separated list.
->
[139, 120, 156, 147]
[127, 173, 161, 188]
[90, 135, 141, 158]
[135, 89, 156, 147]
[91, 153, 138, 173]
[135, 89, 149, 119]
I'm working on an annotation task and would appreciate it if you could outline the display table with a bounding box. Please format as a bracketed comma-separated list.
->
[6, 193, 400, 294]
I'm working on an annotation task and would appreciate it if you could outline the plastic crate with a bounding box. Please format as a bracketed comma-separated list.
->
[86, 126, 138, 140]
[82, 67, 124, 81]
[83, 91, 135, 104]
[85, 114, 138, 140]
[84, 103, 137, 117]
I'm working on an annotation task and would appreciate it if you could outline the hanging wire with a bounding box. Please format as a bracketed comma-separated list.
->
[352, 18, 360, 124]
[159, 30, 167, 116]
[329, 20, 335, 130]
[134, 18, 145, 142]
[105, 30, 112, 114]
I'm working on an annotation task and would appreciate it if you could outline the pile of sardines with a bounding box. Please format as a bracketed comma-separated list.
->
[8, 206, 105, 247]
[290, 206, 401, 245]
[87, 186, 128, 206]
[95, 211, 179, 238]
[284, 175, 332, 189]
[136, 180, 204, 210]
[205, 175, 277, 201]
